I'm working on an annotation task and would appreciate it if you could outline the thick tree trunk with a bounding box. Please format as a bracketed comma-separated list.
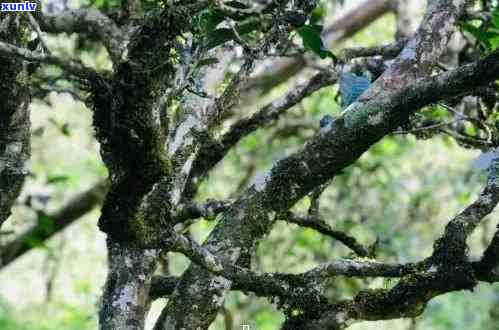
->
[0, 16, 30, 229]
[92, 24, 174, 328]
[99, 239, 158, 330]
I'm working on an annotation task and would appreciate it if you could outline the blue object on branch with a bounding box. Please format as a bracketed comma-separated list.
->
[320, 114, 335, 128]
[340, 71, 371, 108]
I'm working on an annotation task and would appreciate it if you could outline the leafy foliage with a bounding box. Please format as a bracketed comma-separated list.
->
[460, 6, 499, 51]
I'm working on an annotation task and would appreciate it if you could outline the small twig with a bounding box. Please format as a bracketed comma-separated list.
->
[339, 39, 406, 62]
[393, 118, 462, 135]
[439, 102, 493, 143]
[172, 199, 233, 233]
[174, 199, 233, 224]
[440, 128, 493, 149]
[0, 41, 101, 79]
[439, 103, 471, 119]
[284, 212, 370, 257]
[227, 20, 249, 48]
[215, 0, 264, 17]
[167, 230, 414, 289]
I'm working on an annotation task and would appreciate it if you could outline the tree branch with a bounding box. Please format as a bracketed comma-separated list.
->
[284, 129, 499, 329]
[0, 41, 101, 79]
[475, 227, 499, 283]
[339, 39, 407, 62]
[431, 155, 499, 264]
[284, 212, 370, 257]
[170, 198, 370, 258]
[185, 72, 337, 199]
[38, 8, 125, 62]
[0, 181, 107, 269]
[282, 267, 477, 329]
[161, 231, 415, 315]
[155, 1, 477, 328]
[173, 199, 233, 223]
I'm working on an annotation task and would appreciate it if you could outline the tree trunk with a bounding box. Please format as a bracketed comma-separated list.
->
[99, 239, 158, 330]
[0, 16, 30, 229]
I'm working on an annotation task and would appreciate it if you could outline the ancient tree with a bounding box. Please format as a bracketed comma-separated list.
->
[2, 0, 499, 329]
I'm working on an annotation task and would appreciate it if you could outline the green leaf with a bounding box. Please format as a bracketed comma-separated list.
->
[206, 28, 235, 48]
[61, 123, 71, 136]
[198, 10, 225, 34]
[205, 19, 260, 49]
[485, 30, 499, 38]
[297, 25, 322, 52]
[39, 213, 55, 235]
[25, 235, 44, 248]
[46, 175, 70, 184]
[311, 24, 324, 34]
[23, 213, 55, 248]
[492, 12, 499, 29]
[297, 25, 336, 60]
[460, 22, 491, 48]
[490, 36, 499, 50]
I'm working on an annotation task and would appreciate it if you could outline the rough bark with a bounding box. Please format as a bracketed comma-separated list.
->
[39, 7, 125, 62]
[4, 1, 499, 329]
[93, 7, 202, 329]
[99, 240, 159, 330]
[0, 16, 30, 229]
[283, 149, 499, 328]
[155, 1, 472, 329]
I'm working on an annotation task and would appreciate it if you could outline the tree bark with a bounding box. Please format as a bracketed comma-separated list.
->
[155, 1, 471, 328]
[99, 240, 158, 330]
[0, 16, 30, 229]
[4, 2, 495, 329]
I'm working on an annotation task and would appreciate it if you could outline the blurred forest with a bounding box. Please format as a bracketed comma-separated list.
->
[1, 0, 499, 329]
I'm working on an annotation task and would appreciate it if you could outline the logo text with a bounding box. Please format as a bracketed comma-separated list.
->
[1, 2, 37, 12]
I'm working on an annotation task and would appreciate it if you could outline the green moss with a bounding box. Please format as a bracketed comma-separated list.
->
[431, 221, 468, 266]
[354, 287, 426, 320]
